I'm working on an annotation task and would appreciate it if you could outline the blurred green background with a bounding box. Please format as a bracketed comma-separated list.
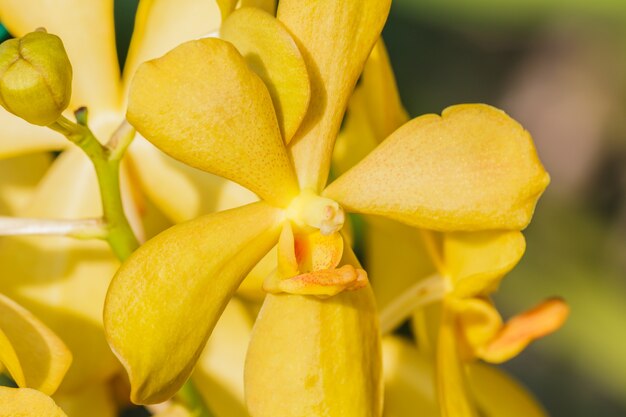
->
[3, 1, 625, 416]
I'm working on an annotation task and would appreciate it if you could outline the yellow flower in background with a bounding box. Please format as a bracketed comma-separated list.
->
[103, 2, 549, 416]
[0, 0, 273, 411]
[0, 292, 72, 416]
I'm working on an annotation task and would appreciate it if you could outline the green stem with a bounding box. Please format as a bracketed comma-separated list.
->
[49, 115, 139, 260]
[48, 114, 214, 417]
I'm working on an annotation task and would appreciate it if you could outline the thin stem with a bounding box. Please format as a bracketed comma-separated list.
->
[0, 216, 106, 239]
[49, 115, 139, 260]
[379, 273, 449, 335]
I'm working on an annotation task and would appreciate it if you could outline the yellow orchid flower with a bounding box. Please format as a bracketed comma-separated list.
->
[103, 1, 549, 415]
[0, 0, 275, 401]
[0, 292, 72, 416]
[334, 38, 567, 416]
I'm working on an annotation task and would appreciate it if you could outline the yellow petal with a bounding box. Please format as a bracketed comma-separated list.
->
[382, 337, 439, 417]
[468, 363, 548, 417]
[325, 104, 550, 231]
[453, 298, 503, 360]
[128, 137, 258, 223]
[0, 387, 67, 417]
[445, 231, 526, 298]
[365, 216, 436, 310]
[152, 404, 192, 417]
[193, 298, 252, 417]
[245, 289, 382, 416]
[0, 152, 52, 215]
[221, 7, 310, 143]
[122, 0, 221, 98]
[0, 149, 121, 392]
[104, 202, 282, 404]
[54, 383, 116, 417]
[278, 0, 392, 191]
[357, 39, 409, 142]
[0, 293, 71, 395]
[240, 0, 276, 14]
[216, 0, 237, 21]
[0, 110, 66, 159]
[127, 38, 299, 207]
[237, 245, 276, 301]
[0, 0, 120, 113]
[479, 298, 569, 363]
[436, 302, 478, 417]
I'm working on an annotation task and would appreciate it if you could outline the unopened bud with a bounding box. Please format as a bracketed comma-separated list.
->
[0, 30, 72, 126]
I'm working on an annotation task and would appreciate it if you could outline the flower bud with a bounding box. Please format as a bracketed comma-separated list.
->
[0, 30, 72, 126]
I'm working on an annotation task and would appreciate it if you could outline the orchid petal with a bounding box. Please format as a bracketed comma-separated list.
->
[0, 149, 122, 392]
[480, 298, 569, 363]
[436, 303, 478, 417]
[245, 288, 382, 416]
[127, 38, 299, 207]
[122, 0, 221, 99]
[0, 387, 67, 417]
[128, 137, 258, 223]
[221, 7, 310, 143]
[453, 298, 503, 360]
[240, 0, 276, 14]
[0, 0, 120, 112]
[325, 104, 550, 231]
[445, 231, 526, 298]
[54, 383, 116, 417]
[104, 202, 282, 404]
[0, 152, 51, 215]
[365, 216, 436, 310]
[193, 298, 252, 416]
[0, 293, 71, 395]
[278, 0, 392, 191]
[0, 110, 66, 159]
[216, 0, 237, 21]
[468, 363, 548, 417]
[382, 337, 438, 417]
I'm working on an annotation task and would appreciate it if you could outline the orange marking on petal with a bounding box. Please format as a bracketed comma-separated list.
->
[278, 265, 368, 297]
[479, 298, 569, 363]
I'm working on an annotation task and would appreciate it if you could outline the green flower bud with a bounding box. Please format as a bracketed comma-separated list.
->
[0, 30, 72, 126]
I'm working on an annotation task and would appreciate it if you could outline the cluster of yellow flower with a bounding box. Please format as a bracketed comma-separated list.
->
[0, 1, 568, 416]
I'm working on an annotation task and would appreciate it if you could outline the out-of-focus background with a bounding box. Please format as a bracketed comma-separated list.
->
[3, 1, 625, 416]
[384, 1, 626, 416]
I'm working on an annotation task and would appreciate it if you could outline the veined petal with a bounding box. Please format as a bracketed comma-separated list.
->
[104, 202, 282, 404]
[479, 298, 569, 364]
[468, 363, 548, 417]
[0, 0, 120, 112]
[382, 337, 439, 417]
[0, 149, 121, 392]
[245, 288, 382, 416]
[325, 104, 550, 231]
[193, 298, 252, 416]
[128, 137, 258, 223]
[0, 110, 66, 159]
[0, 293, 71, 395]
[0, 152, 51, 215]
[127, 38, 299, 207]
[436, 302, 479, 417]
[53, 383, 116, 417]
[0, 387, 67, 417]
[221, 7, 310, 143]
[445, 231, 526, 298]
[278, 0, 392, 191]
[122, 0, 221, 99]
